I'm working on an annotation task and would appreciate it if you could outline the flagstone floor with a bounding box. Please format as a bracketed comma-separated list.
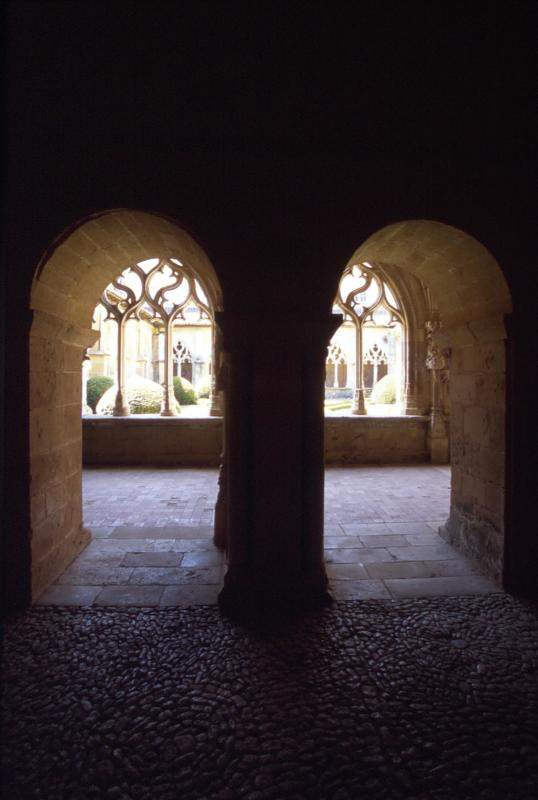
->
[37, 465, 497, 606]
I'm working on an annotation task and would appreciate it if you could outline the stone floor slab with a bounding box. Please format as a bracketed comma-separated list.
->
[148, 538, 216, 552]
[42, 464, 468, 606]
[324, 536, 362, 549]
[339, 522, 392, 535]
[36, 585, 102, 605]
[386, 521, 439, 535]
[403, 532, 445, 545]
[385, 575, 497, 598]
[181, 550, 225, 567]
[350, 547, 396, 564]
[326, 563, 370, 580]
[160, 584, 221, 606]
[128, 566, 222, 585]
[58, 566, 134, 585]
[111, 525, 213, 539]
[330, 579, 392, 599]
[365, 561, 439, 580]
[121, 551, 184, 567]
[87, 526, 115, 538]
[357, 533, 409, 547]
[388, 544, 458, 561]
[94, 585, 164, 606]
[423, 559, 479, 577]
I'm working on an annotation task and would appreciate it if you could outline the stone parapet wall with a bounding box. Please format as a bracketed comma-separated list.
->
[83, 415, 430, 466]
[83, 416, 224, 466]
[325, 416, 429, 463]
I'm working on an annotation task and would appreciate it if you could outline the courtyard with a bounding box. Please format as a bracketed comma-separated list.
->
[37, 465, 496, 607]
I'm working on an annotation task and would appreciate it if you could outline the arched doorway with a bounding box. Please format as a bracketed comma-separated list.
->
[28, 209, 224, 601]
[326, 220, 512, 588]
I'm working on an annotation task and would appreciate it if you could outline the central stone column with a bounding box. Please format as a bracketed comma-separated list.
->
[216, 311, 341, 617]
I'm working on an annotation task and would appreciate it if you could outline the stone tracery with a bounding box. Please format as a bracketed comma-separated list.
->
[96, 258, 213, 416]
[331, 262, 405, 414]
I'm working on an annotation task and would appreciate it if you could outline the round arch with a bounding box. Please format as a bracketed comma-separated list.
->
[338, 219, 512, 584]
[28, 209, 224, 600]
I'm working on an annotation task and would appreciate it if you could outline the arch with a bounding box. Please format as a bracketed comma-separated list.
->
[338, 220, 512, 584]
[349, 220, 511, 327]
[28, 209, 224, 599]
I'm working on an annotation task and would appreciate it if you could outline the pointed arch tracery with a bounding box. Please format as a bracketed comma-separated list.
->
[97, 257, 214, 415]
[331, 262, 405, 413]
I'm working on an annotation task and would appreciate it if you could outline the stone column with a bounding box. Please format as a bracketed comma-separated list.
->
[213, 351, 229, 551]
[209, 324, 224, 417]
[351, 323, 367, 414]
[160, 319, 177, 416]
[216, 311, 341, 618]
[112, 318, 130, 416]
[151, 328, 161, 382]
[82, 350, 91, 414]
[403, 329, 420, 414]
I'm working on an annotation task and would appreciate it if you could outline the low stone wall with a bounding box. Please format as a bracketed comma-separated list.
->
[83, 416, 224, 466]
[83, 415, 430, 466]
[324, 415, 429, 463]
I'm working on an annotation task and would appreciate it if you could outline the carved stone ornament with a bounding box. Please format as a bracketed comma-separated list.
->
[425, 318, 451, 372]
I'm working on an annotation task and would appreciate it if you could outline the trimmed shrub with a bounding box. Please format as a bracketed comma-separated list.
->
[196, 383, 211, 399]
[173, 376, 197, 405]
[86, 375, 114, 412]
[370, 373, 396, 404]
[96, 376, 180, 415]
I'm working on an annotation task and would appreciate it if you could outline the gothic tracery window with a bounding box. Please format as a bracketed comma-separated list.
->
[325, 343, 348, 388]
[329, 262, 405, 414]
[90, 257, 214, 416]
[173, 340, 193, 382]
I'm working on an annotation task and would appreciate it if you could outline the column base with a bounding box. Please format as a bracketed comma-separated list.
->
[218, 566, 333, 622]
[209, 390, 224, 417]
[112, 407, 130, 417]
[160, 408, 178, 417]
[113, 390, 130, 417]
[351, 388, 367, 415]
[403, 390, 421, 415]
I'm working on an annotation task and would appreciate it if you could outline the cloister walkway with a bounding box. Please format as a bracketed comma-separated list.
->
[38, 465, 496, 606]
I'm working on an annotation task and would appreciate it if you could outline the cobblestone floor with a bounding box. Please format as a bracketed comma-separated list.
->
[37, 466, 496, 607]
[3, 596, 538, 800]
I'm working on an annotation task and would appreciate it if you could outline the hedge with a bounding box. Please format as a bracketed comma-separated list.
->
[86, 375, 114, 412]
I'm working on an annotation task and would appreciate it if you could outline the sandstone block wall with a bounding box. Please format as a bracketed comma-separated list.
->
[30, 323, 91, 598]
[83, 416, 430, 466]
[325, 416, 429, 463]
[83, 417, 224, 466]
[440, 318, 507, 583]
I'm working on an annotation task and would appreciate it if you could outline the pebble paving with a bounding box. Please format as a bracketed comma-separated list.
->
[3, 594, 538, 800]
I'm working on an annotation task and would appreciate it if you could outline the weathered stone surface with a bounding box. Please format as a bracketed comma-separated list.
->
[3, 596, 537, 799]
[82, 416, 432, 467]
[324, 416, 429, 464]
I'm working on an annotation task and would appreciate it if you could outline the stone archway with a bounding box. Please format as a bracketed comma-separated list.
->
[28, 209, 223, 600]
[344, 220, 512, 584]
